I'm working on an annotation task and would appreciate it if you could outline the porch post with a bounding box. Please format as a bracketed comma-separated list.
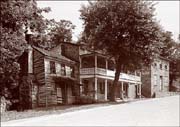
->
[121, 82, 124, 99]
[94, 77, 98, 100]
[105, 79, 107, 100]
[95, 55, 97, 73]
[127, 83, 130, 98]
[139, 84, 141, 99]
[80, 78, 82, 95]
[105, 59, 108, 70]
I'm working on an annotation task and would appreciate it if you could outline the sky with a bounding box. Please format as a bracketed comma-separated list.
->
[37, 1, 179, 42]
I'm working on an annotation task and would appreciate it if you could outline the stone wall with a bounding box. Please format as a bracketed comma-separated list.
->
[19, 74, 38, 109]
[151, 58, 169, 95]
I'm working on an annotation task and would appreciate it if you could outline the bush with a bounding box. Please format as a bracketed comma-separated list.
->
[1, 96, 12, 113]
[75, 95, 96, 105]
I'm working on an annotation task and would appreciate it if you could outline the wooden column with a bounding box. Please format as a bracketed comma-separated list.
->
[139, 84, 141, 99]
[105, 79, 107, 100]
[121, 82, 124, 99]
[80, 78, 82, 95]
[136, 84, 138, 98]
[94, 77, 98, 100]
[94, 55, 97, 73]
[127, 83, 130, 98]
[105, 59, 108, 70]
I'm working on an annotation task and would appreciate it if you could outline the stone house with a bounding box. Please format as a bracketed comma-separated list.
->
[141, 56, 170, 98]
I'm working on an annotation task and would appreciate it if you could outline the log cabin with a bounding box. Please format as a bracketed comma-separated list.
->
[18, 39, 80, 108]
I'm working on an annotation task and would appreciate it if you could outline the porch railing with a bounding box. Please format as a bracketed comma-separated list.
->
[80, 68, 141, 82]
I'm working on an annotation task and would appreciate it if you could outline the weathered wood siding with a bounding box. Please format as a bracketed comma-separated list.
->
[42, 58, 79, 106]
[33, 49, 45, 84]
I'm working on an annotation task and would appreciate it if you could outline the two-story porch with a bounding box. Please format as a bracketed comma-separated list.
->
[79, 52, 142, 101]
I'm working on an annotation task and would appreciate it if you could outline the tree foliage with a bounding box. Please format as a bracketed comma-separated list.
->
[32, 19, 75, 49]
[158, 31, 180, 90]
[80, 0, 163, 101]
[0, 0, 50, 108]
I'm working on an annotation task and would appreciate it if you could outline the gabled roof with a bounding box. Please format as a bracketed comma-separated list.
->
[32, 46, 75, 63]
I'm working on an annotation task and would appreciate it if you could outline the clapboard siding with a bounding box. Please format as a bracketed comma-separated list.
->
[38, 81, 57, 106]
[33, 49, 45, 85]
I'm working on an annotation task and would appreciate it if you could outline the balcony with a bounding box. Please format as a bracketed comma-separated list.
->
[80, 68, 141, 82]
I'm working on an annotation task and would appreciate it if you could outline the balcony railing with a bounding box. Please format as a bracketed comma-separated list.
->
[80, 68, 141, 82]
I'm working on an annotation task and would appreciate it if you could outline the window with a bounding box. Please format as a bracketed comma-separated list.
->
[165, 65, 168, 70]
[71, 67, 75, 77]
[154, 63, 157, 67]
[50, 61, 56, 74]
[99, 82, 105, 94]
[160, 64, 162, 69]
[154, 75, 158, 86]
[71, 85, 76, 96]
[82, 80, 89, 95]
[160, 76, 163, 91]
[65, 66, 71, 77]
[61, 64, 66, 76]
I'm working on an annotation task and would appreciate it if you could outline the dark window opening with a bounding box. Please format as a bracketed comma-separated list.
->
[71, 67, 75, 78]
[154, 63, 157, 67]
[50, 61, 56, 74]
[108, 60, 115, 70]
[97, 56, 106, 68]
[83, 80, 89, 95]
[81, 56, 95, 68]
[61, 64, 66, 76]
[160, 64, 162, 69]
[99, 82, 105, 94]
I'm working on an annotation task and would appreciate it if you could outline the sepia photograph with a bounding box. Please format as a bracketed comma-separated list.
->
[0, 0, 180, 126]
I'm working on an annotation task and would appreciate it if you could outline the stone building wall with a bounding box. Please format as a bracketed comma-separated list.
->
[151, 58, 169, 95]
[142, 57, 169, 98]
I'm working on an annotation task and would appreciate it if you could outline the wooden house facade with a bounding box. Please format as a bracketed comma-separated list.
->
[79, 49, 142, 101]
[18, 43, 80, 108]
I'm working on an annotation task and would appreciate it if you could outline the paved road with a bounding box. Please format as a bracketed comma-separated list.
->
[2, 95, 180, 126]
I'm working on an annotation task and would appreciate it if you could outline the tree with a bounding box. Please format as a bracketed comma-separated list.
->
[80, 0, 163, 101]
[31, 19, 75, 50]
[0, 0, 50, 109]
[158, 31, 180, 90]
[169, 43, 180, 91]
[160, 31, 176, 57]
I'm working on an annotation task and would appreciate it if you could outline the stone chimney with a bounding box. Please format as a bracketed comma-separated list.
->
[25, 27, 33, 45]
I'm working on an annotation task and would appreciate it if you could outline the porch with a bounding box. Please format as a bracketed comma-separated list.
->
[80, 77, 141, 102]
[53, 76, 80, 105]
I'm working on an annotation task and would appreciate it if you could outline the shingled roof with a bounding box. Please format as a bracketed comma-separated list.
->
[33, 46, 75, 63]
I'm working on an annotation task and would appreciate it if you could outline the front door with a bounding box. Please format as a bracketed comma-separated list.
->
[160, 76, 163, 91]
[57, 87, 63, 104]
[56, 82, 68, 104]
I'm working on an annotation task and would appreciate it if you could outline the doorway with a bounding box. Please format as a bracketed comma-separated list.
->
[160, 76, 163, 91]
